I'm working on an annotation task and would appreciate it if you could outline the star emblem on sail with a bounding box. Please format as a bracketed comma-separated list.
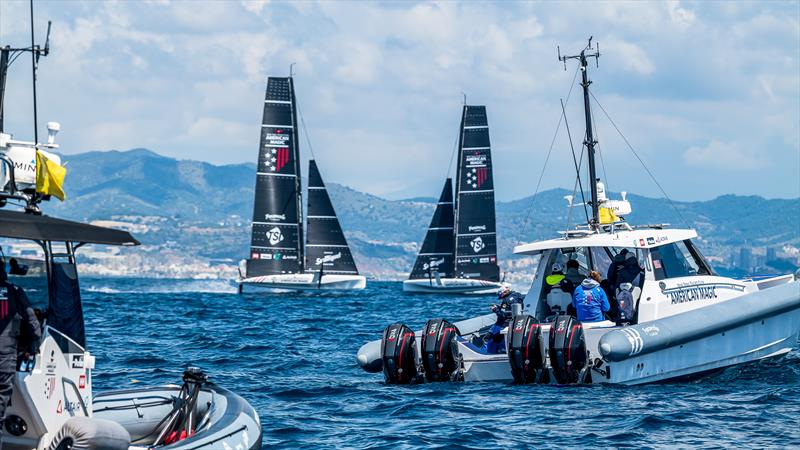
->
[466, 167, 488, 189]
[266, 227, 284, 246]
[268, 147, 289, 171]
[470, 236, 485, 253]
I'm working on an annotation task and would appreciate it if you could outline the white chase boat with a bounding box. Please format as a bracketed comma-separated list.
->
[237, 76, 365, 292]
[0, 22, 261, 448]
[357, 39, 800, 385]
[403, 105, 503, 294]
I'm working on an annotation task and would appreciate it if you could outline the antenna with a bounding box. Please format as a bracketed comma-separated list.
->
[461, 91, 467, 105]
[289, 62, 296, 77]
[42, 21, 52, 58]
[558, 37, 602, 229]
[0, 8, 51, 135]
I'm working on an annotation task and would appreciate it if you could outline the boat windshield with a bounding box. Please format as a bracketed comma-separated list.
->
[650, 240, 713, 280]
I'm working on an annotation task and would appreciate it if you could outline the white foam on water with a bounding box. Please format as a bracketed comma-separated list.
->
[83, 279, 238, 294]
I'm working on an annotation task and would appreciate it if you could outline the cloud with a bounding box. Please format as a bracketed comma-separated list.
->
[683, 140, 769, 170]
[1, 0, 797, 201]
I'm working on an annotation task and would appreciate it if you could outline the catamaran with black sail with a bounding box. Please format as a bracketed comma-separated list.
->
[358, 38, 800, 385]
[237, 76, 365, 292]
[403, 105, 503, 294]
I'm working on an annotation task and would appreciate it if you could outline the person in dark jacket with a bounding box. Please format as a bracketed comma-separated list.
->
[572, 271, 611, 322]
[480, 287, 524, 353]
[562, 259, 585, 293]
[0, 257, 42, 433]
[607, 250, 642, 291]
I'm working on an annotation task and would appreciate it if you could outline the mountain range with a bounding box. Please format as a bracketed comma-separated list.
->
[40, 148, 800, 279]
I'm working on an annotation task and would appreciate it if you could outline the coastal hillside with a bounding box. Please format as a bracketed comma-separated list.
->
[31, 149, 800, 280]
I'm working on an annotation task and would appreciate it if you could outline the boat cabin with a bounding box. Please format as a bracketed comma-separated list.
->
[513, 225, 760, 325]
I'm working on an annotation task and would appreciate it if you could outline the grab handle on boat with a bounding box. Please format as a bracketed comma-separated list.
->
[61, 376, 89, 416]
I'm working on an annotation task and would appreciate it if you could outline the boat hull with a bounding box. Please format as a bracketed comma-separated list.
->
[239, 273, 366, 292]
[402, 278, 502, 294]
[453, 282, 800, 384]
[93, 384, 262, 450]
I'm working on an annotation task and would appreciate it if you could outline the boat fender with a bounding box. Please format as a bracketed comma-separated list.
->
[420, 318, 460, 382]
[46, 416, 130, 450]
[381, 323, 421, 384]
[548, 315, 588, 384]
[507, 314, 545, 384]
[599, 281, 800, 362]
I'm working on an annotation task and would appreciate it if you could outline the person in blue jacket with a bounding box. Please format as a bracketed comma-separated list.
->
[572, 271, 610, 322]
[480, 286, 524, 353]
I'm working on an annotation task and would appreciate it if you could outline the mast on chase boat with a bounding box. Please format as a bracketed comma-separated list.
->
[559, 37, 601, 229]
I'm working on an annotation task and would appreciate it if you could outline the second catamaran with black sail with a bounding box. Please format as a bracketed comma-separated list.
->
[403, 105, 503, 294]
[237, 76, 366, 292]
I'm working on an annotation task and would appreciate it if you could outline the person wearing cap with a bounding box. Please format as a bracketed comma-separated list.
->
[480, 286, 524, 353]
[0, 254, 42, 437]
[546, 263, 566, 287]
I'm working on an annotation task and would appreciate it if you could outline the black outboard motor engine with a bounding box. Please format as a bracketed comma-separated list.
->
[548, 315, 589, 384]
[507, 314, 545, 384]
[420, 318, 460, 382]
[381, 323, 420, 384]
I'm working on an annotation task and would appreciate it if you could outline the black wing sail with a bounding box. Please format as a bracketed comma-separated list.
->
[409, 178, 455, 280]
[454, 105, 500, 282]
[246, 77, 304, 277]
[305, 160, 359, 275]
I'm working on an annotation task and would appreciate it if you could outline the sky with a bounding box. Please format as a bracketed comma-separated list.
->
[1, 1, 798, 202]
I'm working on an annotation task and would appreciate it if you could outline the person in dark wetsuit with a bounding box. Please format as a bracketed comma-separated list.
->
[0, 257, 42, 435]
[480, 287, 524, 353]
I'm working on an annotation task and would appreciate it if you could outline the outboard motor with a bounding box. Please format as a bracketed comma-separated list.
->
[420, 318, 460, 382]
[381, 323, 420, 384]
[507, 314, 545, 384]
[548, 315, 589, 384]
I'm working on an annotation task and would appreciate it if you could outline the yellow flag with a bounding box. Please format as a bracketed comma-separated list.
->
[599, 206, 619, 224]
[35, 150, 67, 201]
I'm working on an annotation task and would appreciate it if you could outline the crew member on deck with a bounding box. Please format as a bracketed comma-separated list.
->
[481, 287, 524, 353]
[0, 255, 42, 435]
[571, 271, 610, 322]
[545, 263, 566, 287]
[563, 259, 585, 293]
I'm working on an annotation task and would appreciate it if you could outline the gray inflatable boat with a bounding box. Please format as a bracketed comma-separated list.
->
[92, 370, 261, 450]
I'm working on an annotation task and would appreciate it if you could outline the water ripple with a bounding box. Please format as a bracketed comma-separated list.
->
[79, 278, 800, 448]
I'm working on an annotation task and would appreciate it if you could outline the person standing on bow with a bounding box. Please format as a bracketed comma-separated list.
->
[0, 256, 42, 437]
[571, 271, 610, 323]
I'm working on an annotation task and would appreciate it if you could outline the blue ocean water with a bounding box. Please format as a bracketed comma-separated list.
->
[79, 279, 799, 449]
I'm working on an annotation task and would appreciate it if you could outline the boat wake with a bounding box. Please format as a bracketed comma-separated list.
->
[84, 278, 238, 294]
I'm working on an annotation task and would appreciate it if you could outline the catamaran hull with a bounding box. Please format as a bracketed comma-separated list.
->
[239, 273, 366, 292]
[93, 384, 262, 449]
[402, 278, 502, 294]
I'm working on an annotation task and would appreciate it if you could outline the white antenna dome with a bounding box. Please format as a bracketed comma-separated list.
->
[46, 122, 60, 145]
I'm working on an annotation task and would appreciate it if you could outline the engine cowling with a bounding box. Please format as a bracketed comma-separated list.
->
[381, 323, 419, 384]
[420, 318, 460, 382]
[548, 315, 588, 384]
[507, 314, 545, 384]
